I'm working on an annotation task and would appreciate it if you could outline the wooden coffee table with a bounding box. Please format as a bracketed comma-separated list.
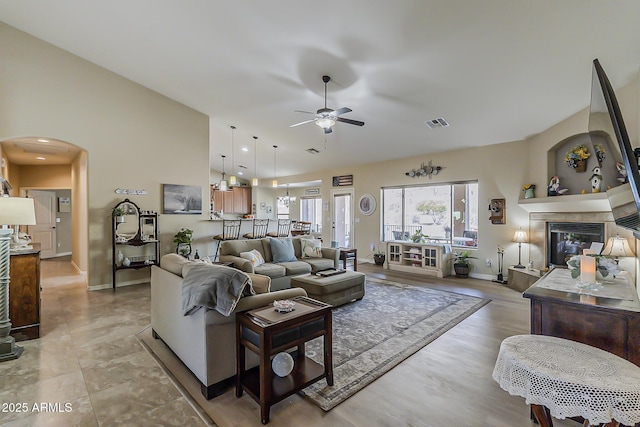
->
[236, 296, 333, 424]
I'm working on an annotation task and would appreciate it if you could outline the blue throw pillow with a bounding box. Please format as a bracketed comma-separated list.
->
[270, 238, 297, 263]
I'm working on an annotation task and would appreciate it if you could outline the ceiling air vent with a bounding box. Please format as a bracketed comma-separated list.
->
[425, 117, 449, 129]
[306, 148, 320, 154]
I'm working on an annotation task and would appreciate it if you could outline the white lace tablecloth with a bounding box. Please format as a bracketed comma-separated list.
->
[534, 268, 636, 301]
[493, 335, 640, 425]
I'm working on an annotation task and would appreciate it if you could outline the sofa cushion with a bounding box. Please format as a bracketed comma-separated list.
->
[301, 238, 322, 258]
[220, 239, 265, 258]
[300, 257, 335, 273]
[277, 260, 312, 276]
[160, 253, 193, 277]
[240, 249, 265, 267]
[254, 263, 287, 279]
[270, 238, 297, 263]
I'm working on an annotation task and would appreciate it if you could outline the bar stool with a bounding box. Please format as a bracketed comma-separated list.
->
[291, 221, 311, 236]
[243, 219, 269, 239]
[213, 219, 241, 261]
[266, 219, 291, 237]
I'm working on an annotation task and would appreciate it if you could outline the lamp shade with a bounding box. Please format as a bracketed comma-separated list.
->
[602, 235, 635, 258]
[0, 197, 36, 225]
[512, 228, 529, 243]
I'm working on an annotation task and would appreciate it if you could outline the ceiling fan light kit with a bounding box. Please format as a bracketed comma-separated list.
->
[290, 75, 364, 134]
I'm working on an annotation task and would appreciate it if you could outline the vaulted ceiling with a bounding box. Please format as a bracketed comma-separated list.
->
[2, 1, 640, 179]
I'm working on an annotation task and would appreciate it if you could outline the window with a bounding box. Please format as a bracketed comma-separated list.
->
[382, 182, 478, 248]
[300, 197, 322, 232]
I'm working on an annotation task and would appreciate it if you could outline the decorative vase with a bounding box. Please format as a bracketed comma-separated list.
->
[575, 159, 587, 172]
[123, 257, 131, 267]
[524, 188, 535, 199]
[117, 250, 124, 266]
[373, 254, 385, 266]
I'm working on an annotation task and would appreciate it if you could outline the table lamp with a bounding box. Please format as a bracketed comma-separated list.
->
[512, 228, 529, 269]
[601, 234, 635, 264]
[0, 196, 37, 362]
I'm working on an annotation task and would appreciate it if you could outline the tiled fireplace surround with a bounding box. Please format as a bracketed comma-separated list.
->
[528, 211, 618, 270]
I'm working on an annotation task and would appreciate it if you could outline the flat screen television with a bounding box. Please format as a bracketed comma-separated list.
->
[590, 58, 640, 239]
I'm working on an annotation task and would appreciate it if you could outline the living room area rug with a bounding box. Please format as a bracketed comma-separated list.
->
[137, 277, 490, 420]
[299, 277, 490, 410]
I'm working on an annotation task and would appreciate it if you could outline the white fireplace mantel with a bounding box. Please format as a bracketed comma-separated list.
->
[518, 193, 611, 213]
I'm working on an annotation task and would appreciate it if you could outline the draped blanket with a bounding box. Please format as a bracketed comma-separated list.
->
[182, 264, 255, 316]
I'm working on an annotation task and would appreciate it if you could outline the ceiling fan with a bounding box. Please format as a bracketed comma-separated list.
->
[290, 75, 365, 134]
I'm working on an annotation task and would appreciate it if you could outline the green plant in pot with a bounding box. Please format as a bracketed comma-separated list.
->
[113, 206, 126, 223]
[174, 228, 193, 258]
[373, 247, 385, 266]
[453, 250, 477, 277]
[411, 229, 426, 243]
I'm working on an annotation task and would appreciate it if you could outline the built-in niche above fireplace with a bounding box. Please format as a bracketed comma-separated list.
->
[547, 222, 605, 267]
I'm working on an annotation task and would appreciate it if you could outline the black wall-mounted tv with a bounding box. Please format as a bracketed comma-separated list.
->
[590, 58, 640, 239]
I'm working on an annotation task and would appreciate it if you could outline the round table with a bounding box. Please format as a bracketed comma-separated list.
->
[492, 335, 640, 427]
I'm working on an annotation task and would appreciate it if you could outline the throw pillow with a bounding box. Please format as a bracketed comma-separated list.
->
[301, 238, 322, 258]
[270, 238, 297, 263]
[240, 249, 265, 267]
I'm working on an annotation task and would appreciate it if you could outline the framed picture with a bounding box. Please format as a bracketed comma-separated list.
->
[162, 184, 202, 214]
[58, 197, 71, 213]
[266, 206, 272, 214]
[358, 194, 376, 216]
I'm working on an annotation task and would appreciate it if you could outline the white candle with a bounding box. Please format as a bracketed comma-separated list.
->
[580, 255, 596, 284]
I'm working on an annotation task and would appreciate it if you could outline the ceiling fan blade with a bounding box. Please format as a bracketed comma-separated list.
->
[333, 107, 352, 116]
[294, 110, 316, 115]
[289, 119, 316, 128]
[324, 127, 333, 134]
[336, 117, 365, 126]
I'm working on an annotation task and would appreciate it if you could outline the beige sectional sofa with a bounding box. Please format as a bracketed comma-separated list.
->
[219, 237, 339, 291]
[150, 253, 306, 399]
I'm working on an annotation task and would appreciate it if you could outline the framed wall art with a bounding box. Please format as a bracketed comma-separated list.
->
[162, 184, 202, 214]
[358, 194, 376, 216]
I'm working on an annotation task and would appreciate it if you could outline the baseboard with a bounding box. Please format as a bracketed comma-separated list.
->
[56, 251, 72, 257]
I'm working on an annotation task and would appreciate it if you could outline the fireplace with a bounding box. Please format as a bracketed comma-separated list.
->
[547, 222, 605, 267]
[528, 211, 615, 270]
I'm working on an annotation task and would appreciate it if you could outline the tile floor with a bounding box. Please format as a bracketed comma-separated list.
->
[0, 257, 207, 427]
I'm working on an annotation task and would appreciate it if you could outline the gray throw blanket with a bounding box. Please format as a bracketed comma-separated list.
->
[182, 264, 255, 316]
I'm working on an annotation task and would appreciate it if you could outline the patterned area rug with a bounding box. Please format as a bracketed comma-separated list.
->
[300, 277, 490, 411]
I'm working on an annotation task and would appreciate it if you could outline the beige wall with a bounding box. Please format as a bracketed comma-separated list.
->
[0, 23, 210, 289]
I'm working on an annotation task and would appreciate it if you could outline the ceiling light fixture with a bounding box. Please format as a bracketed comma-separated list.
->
[219, 155, 229, 192]
[36, 157, 46, 161]
[228, 126, 237, 186]
[315, 117, 336, 130]
[272, 145, 278, 188]
[252, 136, 259, 187]
[37, 139, 49, 143]
[280, 184, 296, 208]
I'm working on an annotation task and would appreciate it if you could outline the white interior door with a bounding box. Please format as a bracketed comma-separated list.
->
[332, 189, 353, 248]
[27, 190, 57, 259]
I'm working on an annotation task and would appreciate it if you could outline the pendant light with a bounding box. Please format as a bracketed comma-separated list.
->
[228, 126, 237, 186]
[219, 155, 228, 192]
[272, 145, 278, 188]
[252, 136, 259, 187]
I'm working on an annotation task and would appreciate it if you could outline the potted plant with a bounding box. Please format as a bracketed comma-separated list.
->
[373, 247, 385, 266]
[453, 250, 477, 277]
[113, 206, 126, 223]
[522, 183, 536, 199]
[564, 144, 591, 172]
[411, 229, 426, 243]
[173, 228, 193, 258]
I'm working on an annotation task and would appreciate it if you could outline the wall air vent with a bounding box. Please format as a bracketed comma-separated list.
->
[425, 117, 450, 129]
[306, 148, 320, 154]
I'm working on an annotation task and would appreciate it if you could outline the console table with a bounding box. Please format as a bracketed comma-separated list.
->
[523, 268, 640, 367]
[236, 296, 333, 424]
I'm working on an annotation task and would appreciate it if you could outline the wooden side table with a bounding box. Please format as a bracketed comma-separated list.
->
[236, 296, 333, 424]
[339, 247, 357, 271]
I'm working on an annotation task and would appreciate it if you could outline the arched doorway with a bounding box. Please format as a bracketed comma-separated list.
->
[0, 137, 89, 282]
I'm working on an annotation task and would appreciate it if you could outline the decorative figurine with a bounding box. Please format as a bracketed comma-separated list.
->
[548, 176, 569, 196]
[616, 162, 628, 183]
[589, 166, 603, 193]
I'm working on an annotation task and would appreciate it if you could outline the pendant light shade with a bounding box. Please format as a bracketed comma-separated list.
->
[252, 136, 259, 187]
[228, 126, 237, 186]
[219, 155, 228, 192]
[272, 145, 278, 188]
